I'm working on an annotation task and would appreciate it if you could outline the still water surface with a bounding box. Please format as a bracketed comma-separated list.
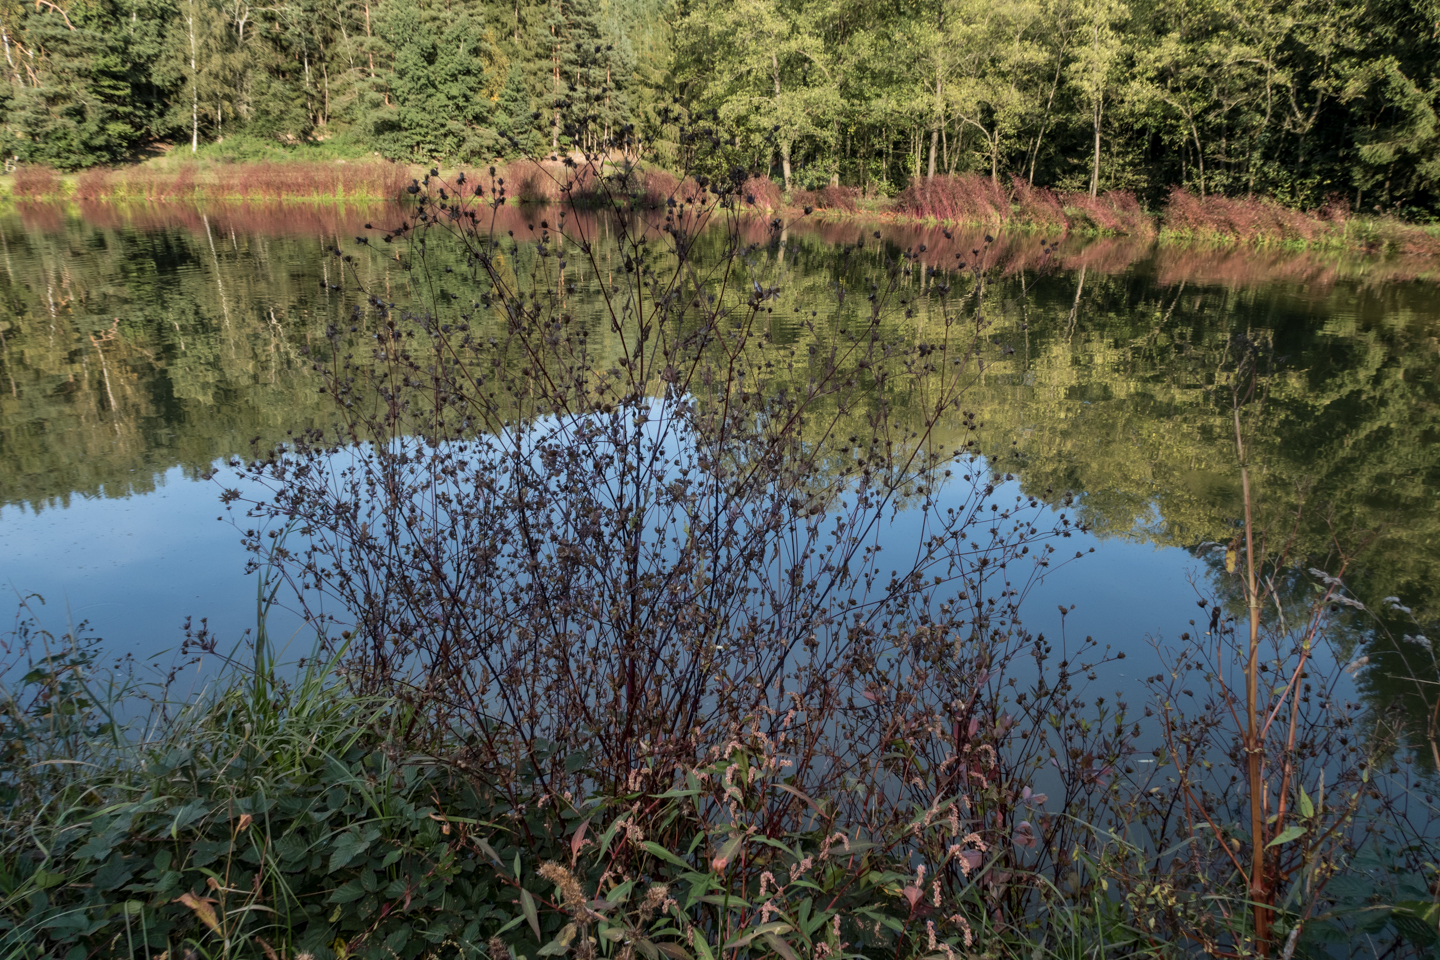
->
[0, 201, 1435, 737]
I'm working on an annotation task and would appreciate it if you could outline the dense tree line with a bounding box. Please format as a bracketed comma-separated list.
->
[0, 0, 660, 169]
[673, 0, 1440, 215]
[1, 0, 1438, 213]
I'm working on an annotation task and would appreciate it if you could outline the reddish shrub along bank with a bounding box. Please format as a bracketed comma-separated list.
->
[11, 165, 59, 199]
[892, 174, 1153, 237]
[19, 193, 1438, 289]
[896, 173, 1011, 224]
[224, 160, 408, 200]
[22, 158, 1440, 260]
[638, 168, 679, 207]
[790, 185, 859, 214]
[498, 160, 564, 203]
[1012, 178, 1067, 230]
[73, 167, 115, 200]
[741, 175, 781, 211]
[1159, 188, 1354, 243]
[1061, 189, 1154, 237]
[1382, 221, 1440, 259]
[8, 160, 409, 200]
[822, 185, 860, 212]
[637, 168, 712, 208]
[789, 188, 819, 211]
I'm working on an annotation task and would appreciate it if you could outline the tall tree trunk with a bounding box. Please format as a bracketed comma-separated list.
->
[364, 1, 376, 77]
[1028, 56, 1063, 184]
[187, 2, 198, 152]
[1190, 118, 1205, 197]
[884, 127, 891, 189]
[2, 23, 17, 87]
[552, 24, 560, 151]
[1090, 94, 1102, 197]
[771, 51, 791, 191]
[927, 77, 941, 180]
[303, 52, 313, 128]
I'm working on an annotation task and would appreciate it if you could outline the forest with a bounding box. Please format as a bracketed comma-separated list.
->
[1, 0, 1438, 209]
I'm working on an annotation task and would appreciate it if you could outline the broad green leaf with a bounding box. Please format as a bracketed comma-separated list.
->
[537, 922, 578, 956]
[724, 922, 793, 950]
[521, 888, 540, 939]
[328, 879, 366, 904]
[642, 841, 694, 871]
[763, 933, 800, 960]
[474, 837, 503, 865]
[329, 830, 373, 872]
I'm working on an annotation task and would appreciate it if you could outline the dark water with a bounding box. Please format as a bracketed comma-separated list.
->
[0, 200, 1436, 742]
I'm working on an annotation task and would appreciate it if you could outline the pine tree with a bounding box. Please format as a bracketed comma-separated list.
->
[0, 0, 157, 167]
[433, 11, 496, 158]
[536, 0, 620, 154]
[495, 57, 542, 155]
[368, 0, 431, 158]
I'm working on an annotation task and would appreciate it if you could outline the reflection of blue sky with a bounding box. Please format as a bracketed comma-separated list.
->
[0, 464, 307, 667]
[0, 452, 1348, 715]
[878, 470, 1203, 674]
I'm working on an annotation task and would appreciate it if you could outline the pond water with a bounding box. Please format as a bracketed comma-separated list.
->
[0, 200, 1436, 745]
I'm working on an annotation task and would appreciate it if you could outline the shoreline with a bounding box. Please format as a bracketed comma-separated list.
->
[4, 157, 1438, 259]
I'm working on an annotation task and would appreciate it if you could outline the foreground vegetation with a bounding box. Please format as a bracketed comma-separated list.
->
[6, 586, 1440, 960]
[6, 137, 1440, 960]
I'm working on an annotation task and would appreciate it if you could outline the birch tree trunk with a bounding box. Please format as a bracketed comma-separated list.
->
[187, 2, 199, 153]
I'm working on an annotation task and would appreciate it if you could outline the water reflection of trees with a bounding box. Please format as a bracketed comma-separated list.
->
[2, 205, 1437, 736]
[6, 207, 1436, 564]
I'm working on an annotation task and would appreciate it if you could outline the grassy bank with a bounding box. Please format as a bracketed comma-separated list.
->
[799, 173, 1440, 257]
[6, 154, 1438, 258]
[3, 159, 413, 204]
[0, 157, 772, 211]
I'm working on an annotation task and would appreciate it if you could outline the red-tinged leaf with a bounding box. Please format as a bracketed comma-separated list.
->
[571, 818, 592, 864]
[773, 782, 822, 814]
